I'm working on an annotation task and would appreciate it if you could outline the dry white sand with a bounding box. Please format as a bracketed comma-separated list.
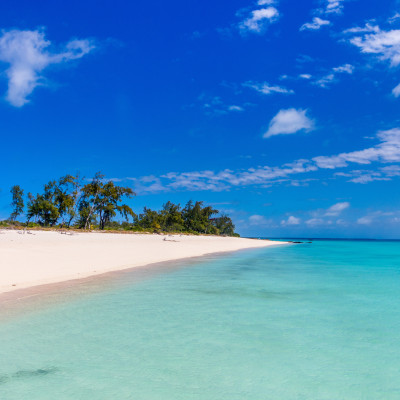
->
[0, 230, 286, 294]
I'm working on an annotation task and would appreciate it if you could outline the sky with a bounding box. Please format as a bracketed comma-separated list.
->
[1, 0, 400, 238]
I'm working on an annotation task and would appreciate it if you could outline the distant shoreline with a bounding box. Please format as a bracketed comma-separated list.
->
[0, 230, 287, 297]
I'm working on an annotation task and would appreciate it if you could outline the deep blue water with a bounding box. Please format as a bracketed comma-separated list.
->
[0, 240, 400, 399]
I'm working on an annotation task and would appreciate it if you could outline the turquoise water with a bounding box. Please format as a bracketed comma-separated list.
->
[1, 240, 400, 399]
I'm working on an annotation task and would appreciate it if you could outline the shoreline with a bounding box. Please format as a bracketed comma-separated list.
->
[0, 230, 287, 297]
[0, 247, 274, 319]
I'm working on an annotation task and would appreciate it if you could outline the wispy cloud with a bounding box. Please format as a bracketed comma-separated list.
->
[300, 17, 331, 31]
[313, 128, 400, 168]
[335, 165, 400, 183]
[249, 214, 271, 226]
[314, 63, 354, 88]
[299, 0, 346, 33]
[199, 95, 246, 115]
[243, 81, 294, 95]
[392, 83, 400, 97]
[324, 0, 345, 14]
[119, 128, 400, 194]
[357, 216, 373, 225]
[306, 218, 326, 226]
[264, 108, 315, 138]
[0, 29, 94, 107]
[325, 202, 350, 216]
[343, 23, 379, 34]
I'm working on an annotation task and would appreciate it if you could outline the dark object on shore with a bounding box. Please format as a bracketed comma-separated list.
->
[288, 241, 312, 244]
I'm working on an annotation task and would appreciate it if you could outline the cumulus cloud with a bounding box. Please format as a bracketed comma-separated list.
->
[240, 7, 279, 33]
[348, 26, 400, 67]
[300, 17, 331, 31]
[264, 108, 315, 138]
[0, 29, 94, 107]
[243, 81, 294, 95]
[281, 216, 300, 225]
[325, 202, 350, 216]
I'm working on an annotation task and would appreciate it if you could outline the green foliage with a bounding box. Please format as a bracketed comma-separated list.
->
[79, 173, 136, 230]
[132, 200, 237, 236]
[27, 193, 60, 226]
[135, 207, 162, 232]
[8, 175, 238, 236]
[17, 172, 135, 229]
[159, 201, 185, 232]
[10, 185, 24, 221]
[212, 213, 236, 236]
[182, 201, 219, 233]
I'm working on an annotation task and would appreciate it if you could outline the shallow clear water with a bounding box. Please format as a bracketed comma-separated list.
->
[1, 240, 400, 399]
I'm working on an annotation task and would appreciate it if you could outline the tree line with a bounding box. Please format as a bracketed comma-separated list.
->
[7, 173, 238, 236]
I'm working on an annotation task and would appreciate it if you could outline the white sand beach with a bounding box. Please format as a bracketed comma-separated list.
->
[0, 230, 286, 294]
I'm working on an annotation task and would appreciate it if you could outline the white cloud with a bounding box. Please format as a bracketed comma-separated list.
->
[0, 29, 94, 107]
[333, 64, 354, 73]
[240, 7, 279, 33]
[200, 95, 245, 114]
[389, 13, 400, 24]
[325, 202, 350, 216]
[124, 127, 400, 193]
[243, 81, 294, 95]
[335, 165, 400, 184]
[300, 17, 331, 31]
[392, 83, 400, 97]
[348, 26, 400, 67]
[228, 105, 244, 112]
[313, 128, 400, 168]
[306, 218, 325, 226]
[325, 0, 345, 14]
[344, 23, 379, 34]
[315, 64, 354, 88]
[281, 216, 300, 225]
[257, 0, 275, 4]
[299, 74, 312, 79]
[264, 108, 315, 138]
[249, 215, 270, 225]
[380, 165, 400, 176]
[357, 216, 373, 225]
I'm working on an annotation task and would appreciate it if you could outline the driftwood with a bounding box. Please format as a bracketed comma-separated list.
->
[163, 236, 179, 242]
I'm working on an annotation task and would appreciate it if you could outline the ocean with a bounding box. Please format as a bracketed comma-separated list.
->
[0, 240, 400, 399]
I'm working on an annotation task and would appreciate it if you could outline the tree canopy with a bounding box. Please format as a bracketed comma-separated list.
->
[7, 173, 239, 236]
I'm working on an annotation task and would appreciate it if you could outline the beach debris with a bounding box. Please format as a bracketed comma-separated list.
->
[163, 236, 179, 242]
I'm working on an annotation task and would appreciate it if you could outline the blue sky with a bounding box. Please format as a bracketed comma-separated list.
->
[1, 0, 400, 238]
